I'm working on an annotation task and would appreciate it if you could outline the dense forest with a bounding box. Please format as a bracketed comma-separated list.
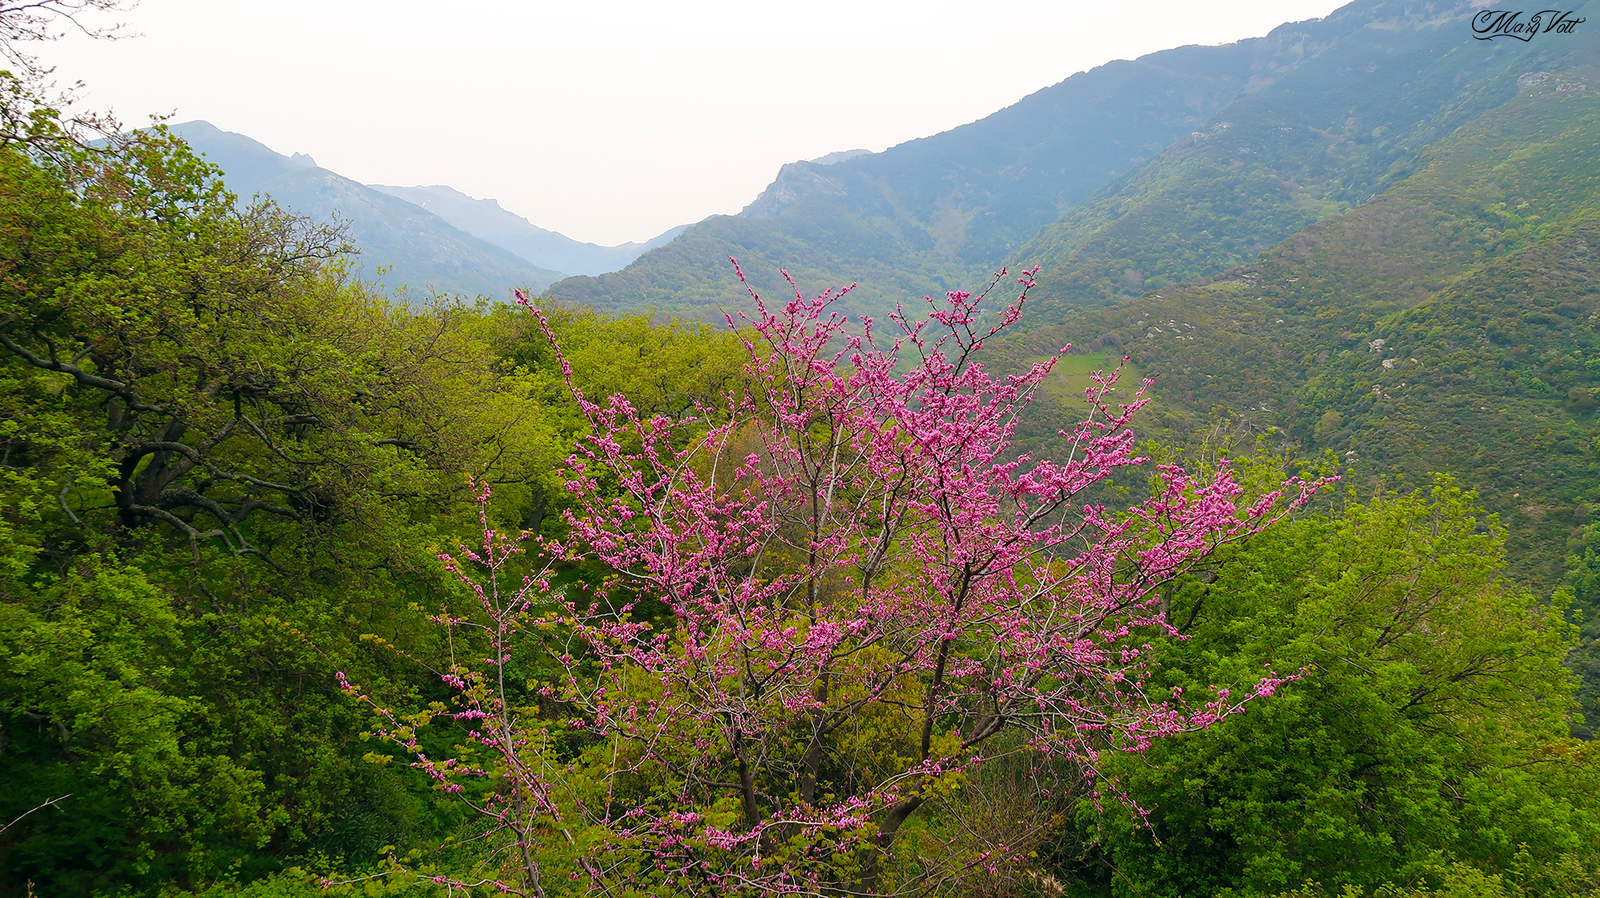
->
[6, 3, 1600, 898]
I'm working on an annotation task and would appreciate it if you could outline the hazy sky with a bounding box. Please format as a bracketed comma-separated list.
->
[39, 0, 1348, 246]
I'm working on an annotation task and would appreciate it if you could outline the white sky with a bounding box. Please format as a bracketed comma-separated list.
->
[38, 0, 1348, 246]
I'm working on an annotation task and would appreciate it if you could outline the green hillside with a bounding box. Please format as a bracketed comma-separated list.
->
[1001, 81, 1600, 583]
[1009, 10, 1587, 317]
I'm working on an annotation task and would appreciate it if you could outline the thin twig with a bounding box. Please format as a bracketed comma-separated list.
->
[0, 793, 71, 834]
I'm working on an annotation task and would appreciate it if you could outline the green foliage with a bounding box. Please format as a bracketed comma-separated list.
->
[485, 301, 746, 423]
[0, 87, 573, 894]
[0, 82, 798, 893]
[1055, 483, 1598, 897]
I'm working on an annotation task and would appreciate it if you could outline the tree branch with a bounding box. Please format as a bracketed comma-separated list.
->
[0, 793, 71, 834]
[0, 330, 164, 414]
[56, 475, 81, 526]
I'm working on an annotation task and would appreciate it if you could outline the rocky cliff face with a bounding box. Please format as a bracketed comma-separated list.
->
[740, 163, 848, 220]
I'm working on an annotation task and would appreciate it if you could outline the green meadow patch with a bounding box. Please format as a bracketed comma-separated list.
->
[1030, 351, 1147, 407]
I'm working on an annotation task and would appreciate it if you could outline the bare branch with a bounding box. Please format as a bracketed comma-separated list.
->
[1, 1, 138, 80]
[0, 793, 71, 834]
[55, 474, 81, 525]
[127, 502, 225, 560]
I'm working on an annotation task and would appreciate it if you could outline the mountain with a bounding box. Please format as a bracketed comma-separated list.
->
[170, 122, 567, 300]
[369, 184, 685, 277]
[1009, 0, 1594, 318]
[545, 19, 1292, 318]
[545, 0, 1531, 321]
[993, 71, 1600, 584]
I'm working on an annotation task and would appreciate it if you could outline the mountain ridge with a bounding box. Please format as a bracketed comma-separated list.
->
[170, 121, 568, 300]
[369, 184, 686, 277]
[1007, 6, 1570, 319]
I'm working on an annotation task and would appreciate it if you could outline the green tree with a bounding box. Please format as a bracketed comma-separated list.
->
[1058, 481, 1597, 897]
[0, 79, 572, 894]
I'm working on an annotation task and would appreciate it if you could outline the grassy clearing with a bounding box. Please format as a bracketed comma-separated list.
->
[1028, 351, 1147, 406]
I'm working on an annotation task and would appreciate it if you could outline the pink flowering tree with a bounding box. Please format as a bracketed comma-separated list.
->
[347, 266, 1324, 896]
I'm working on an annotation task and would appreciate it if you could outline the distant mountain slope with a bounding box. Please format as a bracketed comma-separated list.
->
[1012, 0, 1595, 318]
[547, 18, 1291, 318]
[547, 0, 1520, 321]
[997, 80, 1600, 583]
[369, 184, 684, 277]
[171, 122, 566, 300]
